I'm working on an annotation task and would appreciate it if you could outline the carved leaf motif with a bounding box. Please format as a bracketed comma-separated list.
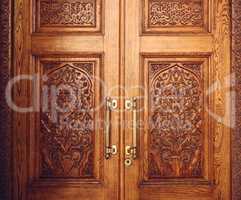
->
[39, 0, 96, 26]
[148, 62, 203, 178]
[148, 0, 204, 27]
[40, 62, 95, 178]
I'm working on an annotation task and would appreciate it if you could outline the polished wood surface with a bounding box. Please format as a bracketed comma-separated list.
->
[13, 0, 120, 199]
[13, 0, 231, 199]
[124, 0, 231, 199]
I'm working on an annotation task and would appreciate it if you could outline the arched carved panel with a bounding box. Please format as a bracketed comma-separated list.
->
[147, 62, 204, 179]
[40, 61, 97, 178]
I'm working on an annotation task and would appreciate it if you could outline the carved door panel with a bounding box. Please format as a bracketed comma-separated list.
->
[123, 0, 231, 200]
[13, 0, 120, 200]
[13, 0, 231, 199]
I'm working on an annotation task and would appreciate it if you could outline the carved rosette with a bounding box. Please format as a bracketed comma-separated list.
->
[40, 62, 95, 178]
[148, 62, 203, 178]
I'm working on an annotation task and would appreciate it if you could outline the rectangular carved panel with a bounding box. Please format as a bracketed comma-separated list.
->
[35, 0, 102, 33]
[140, 55, 213, 184]
[148, 62, 203, 178]
[142, 0, 209, 33]
[36, 56, 103, 180]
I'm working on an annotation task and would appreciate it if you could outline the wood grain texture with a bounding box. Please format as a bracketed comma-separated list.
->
[13, 0, 121, 199]
[232, 0, 241, 199]
[125, 0, 231, 199]
[7, 0, 239, 199]
[140, 36, 213, 52]
[212, 0, 231, 199]
[31, 36, 104, 53]
[13, 0, 31, 199]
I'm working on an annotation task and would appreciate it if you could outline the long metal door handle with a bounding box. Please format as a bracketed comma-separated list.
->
[132, 97, 137, 159]
[105, 97, 117, 159]
[125, 97, 138, 166]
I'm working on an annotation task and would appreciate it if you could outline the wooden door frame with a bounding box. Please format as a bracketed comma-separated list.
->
[0, 0, 12, 199]
[231, 0, 241, 199]
[0, 0, 241, 199]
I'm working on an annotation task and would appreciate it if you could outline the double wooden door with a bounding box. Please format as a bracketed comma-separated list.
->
[13, 0, 231, 199]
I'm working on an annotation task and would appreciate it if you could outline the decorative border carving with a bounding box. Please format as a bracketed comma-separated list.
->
[0, 0, 12, 199]
[232, 0, 241, 199]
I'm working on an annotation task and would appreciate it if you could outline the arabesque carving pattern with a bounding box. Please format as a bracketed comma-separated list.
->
[40, 62, 95, 178]
[148, 62, 203, 178]
[0, 0, 12, 199]
[148, 0, 204, 27]
[232, 0, 241, 199]
[39, 0, 96, 26]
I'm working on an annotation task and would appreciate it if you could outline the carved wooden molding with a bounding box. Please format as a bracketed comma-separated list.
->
[212, 0, 231, 199]
[0, 0, 12, 199]
[232, 0, 241, 199]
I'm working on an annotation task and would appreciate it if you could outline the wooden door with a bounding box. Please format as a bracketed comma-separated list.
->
[13, 0, 231, 200]
[123, 0, 231, 200]
[13, 0, 120, 199]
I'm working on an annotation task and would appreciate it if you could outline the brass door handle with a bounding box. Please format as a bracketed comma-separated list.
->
[125, 97, 138, 166]
[132, 97, 137, 159]
[105, 97, 117, 159]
